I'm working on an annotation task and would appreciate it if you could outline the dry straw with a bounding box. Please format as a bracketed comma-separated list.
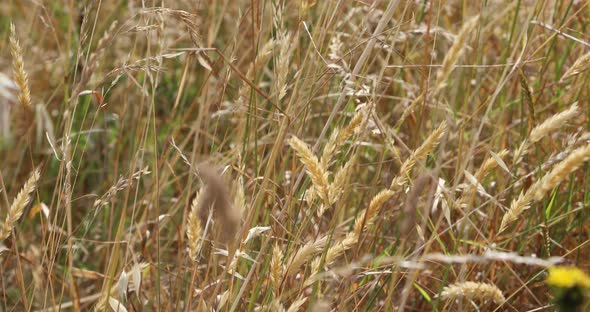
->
[440, 281, 505, 304]
[0, 168, 40, 241]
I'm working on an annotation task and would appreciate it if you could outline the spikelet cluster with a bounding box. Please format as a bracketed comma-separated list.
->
[390, 122, 446, 190]
[289, 136, 330, 204]
[9, 22, 31, 108]
[187, 191, 202, 261]
[500, 144, 590, 232]
[0, 168, 41, 241]
[440, 281, 505, 304]
[435, 16, 479, 93]
[514, 103, 579, 164]
[561, 51, 590, 81]
[285, 236, 328, 276]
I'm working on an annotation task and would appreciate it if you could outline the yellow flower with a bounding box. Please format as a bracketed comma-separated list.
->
[546, 266, 590, 289]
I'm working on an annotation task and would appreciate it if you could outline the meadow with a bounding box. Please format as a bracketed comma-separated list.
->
[1, 0, 590, 311]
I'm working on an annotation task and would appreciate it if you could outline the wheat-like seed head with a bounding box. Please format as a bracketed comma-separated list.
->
[561, 51, 590, 81]
[534, 143, 590, 201]
[289, 136, 330, 204]
[328, 154, 357, 205]
[187, 191, 203, 261]
[320, 128, 340, 170]
[9, 22, 31, 108]
[274, 32, 292, 101]
[337, 105, 368, 146]
[391, 121, 446, 190]
[271, 244, 284, 295]
[0, 168, 40, 241]
[286, 296, 307, 312]
[305, 229, 361, 287]
[475, 150, 509, 181]
[435, 16, 479, 93]
[285, 236, 328, 276]
[353, 189, 395, 235]
[498, 190, 534, 233]
[440, 281, 505, 304]
[414, 121, 447, 164]
[458, 150, 508, 210]
[500, 143, 590, 233]
[514, 103, 579, 165]
[530, 103, 579, 143]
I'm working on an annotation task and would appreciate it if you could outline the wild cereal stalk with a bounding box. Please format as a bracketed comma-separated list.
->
[533, 143, 590, 201]
[390, 121, 446, 190]
[500, 144, 590, 232]
[270, 244, 284, 295]
[9, 22, 31, 108]
[514, 103, 579, 164]
[285, 236, 328, 276]
[441, 281, 505, 304]
[499, 190, 535, 233]
[353, 189, 395, 235]
[306, 232, 357, 286]
[435, 16, 479, 93]
[529, 103, 579, 144]
[0, 168, 40, 241]
[187, 191, 203, 261]
[561, 50, 590, 81]
[458, 150, 508, 209]
[289, 136, 330, 204]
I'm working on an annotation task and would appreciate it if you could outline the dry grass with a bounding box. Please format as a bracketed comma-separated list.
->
[1, 1, 590, 311]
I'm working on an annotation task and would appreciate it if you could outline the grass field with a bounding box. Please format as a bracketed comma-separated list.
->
[1, 0, 590, 311]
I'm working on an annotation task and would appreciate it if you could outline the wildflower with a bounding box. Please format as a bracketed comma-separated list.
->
[546, 266, 590, 312]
